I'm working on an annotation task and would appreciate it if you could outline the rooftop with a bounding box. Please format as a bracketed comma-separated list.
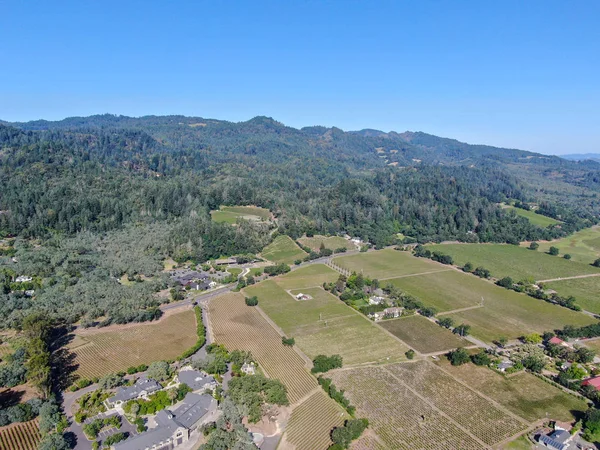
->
[108, 378, 161, 403]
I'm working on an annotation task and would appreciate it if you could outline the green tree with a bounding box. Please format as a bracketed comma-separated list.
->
[564, 254, 572, 260]
[529, 242, 539, 250]
[462, 262, 473, 272]
[147, 361, 170, 381]
[523, 333, 542, 344]
[245, 296, 258, 306]
[405, 349, 415, 360]
[549, 246, 560, 256]
[453, 324, 471, 337]
[593, 258, 600, 268]
[448, 348, 470, 366]
[438, 317, 454, 329]
[471, 350, 491, 366]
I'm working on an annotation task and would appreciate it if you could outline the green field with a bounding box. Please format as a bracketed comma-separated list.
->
[260, 235, 308, 264]
[387, 270, 480, 312]
[227, 267, 242, 277]
[503, 205, 560, 228]
[503, 435, 534, 450]
[582, 338, 600, 353]
[427, 243, 600, 281]
[274, 264, 338, 290]
[244, 269, 409, 366]
[333, 248, 444, 279]
[524, 226, 600, 264]
[210, 205, 271, 224]
[380, 315, 469, 354]
[437, 360, 588, 422]
[545, 277, 600, 314]
[297, 235, 354, 252]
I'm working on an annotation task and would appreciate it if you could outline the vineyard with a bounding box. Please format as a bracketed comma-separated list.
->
[436, 359, 588, 422]
[71, 309, 198, 379]
[244, 281, 408, 365]
[388, 361, 528, 446]
[332, 248, 442, 279]
[380, 315, 469, 354]
[0, 419, 40, 450]
[282, 390, 347, 450]
[330, 366, 484, 449]
[208, 292, 317, 403]
[297, 235, 355, 252]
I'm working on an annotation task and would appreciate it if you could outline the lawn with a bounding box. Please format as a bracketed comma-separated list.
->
[333, 248, 444, 279]
[379, 315, 469, 354]
[297, 235, 354, 252]
[503, 435, 534, 449]
[227, 267, 242, 277]
[210, 205, 271, 224]
[70, 309, 198, 379]
[244, 278, 409, 366]
[260, 235, 308, 264]
[436, 360, 588, 422]
[386, 268, 597, 342]
[546, 277, 600, 314]
[208, 292, 317, 403]
[503, 205, 560, 228]
[525, 226, 600, 264]
[426, 243, 600, 281]
[582, 338, 600, 353]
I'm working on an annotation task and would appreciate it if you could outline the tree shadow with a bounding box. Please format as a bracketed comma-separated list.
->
[51, 332, 80, 394]
[0, 388, 24, 408]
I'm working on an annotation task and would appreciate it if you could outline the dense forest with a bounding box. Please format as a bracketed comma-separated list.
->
[0, 114, 599, 328]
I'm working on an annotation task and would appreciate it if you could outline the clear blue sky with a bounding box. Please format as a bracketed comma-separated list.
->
[1, 0, 598, 154]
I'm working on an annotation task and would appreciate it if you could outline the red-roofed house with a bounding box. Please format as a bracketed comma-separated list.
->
[549, 336, 569, 347]
[582, 376, 600, 390]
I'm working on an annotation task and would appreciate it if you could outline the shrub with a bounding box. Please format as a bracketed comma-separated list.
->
[311, 355, 343, 373]
[245, 296, 258, 306]
[405, 350, 415, 360]
[448, 348, 470, 366]
[549, 246, 560, 256]
[529, 242, 539, 250]
[282, 337, 295, 347]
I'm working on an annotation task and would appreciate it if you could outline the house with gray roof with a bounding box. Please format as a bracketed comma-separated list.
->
[175, 369, 217, 392]
[111, 393, 216, 450]
[105, 378, 162, 409]
[538, 428, 573, 450]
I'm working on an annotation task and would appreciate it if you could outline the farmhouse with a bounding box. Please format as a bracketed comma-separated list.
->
[174, 369, 217, 392]
[538, 427, 574, 450]
[383, 307, 403, 318]
[241, 362, 256, 375]
[368, 296, 385, 305]
[582, 376, 600, 391]
[15, 275, 32, 283]
[112, 393, 215, 450]
[105, 378, 162, 409]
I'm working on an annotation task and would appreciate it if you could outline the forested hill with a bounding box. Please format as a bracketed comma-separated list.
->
[1, 114, 600, 246]
[1, 114, 600, 327]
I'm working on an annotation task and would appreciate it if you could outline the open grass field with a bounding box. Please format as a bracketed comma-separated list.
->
[426, 243, 600, 282]
[282, 390, 348, 450]
[272, 264, 339, 290]
[333, 248, 444, 279]
[388, 361, 527, 446]
[435, 360, 588, 422]
[546, 277, 600, 314]
[379, 315, 469, 354]
[208, 292, 317, 403]
[260, 235, 307, 264]
[210, 205, 271, 224]
[503, 435, 534, 450]
[70, 309, 198, 379]
[297, 235, 354, 252]
[227, 267, 242, 277]
[522, 226, 600, 264]
[244, 278, 409, 366]
[503, 205, 560, 228]
[0, 419, 40, 450]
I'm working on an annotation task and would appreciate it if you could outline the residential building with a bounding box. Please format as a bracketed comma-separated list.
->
[549, 336, 570, 348]
[105, 378, 162, 409]
[582, 376, 600, 390]
[112, 393, 216, 450]
[15, 275, 32, 283]
[538, 427, 573, 450]
[368, 296, 385, 305]
[241, 362, 256, 375]
[383, 307, 403, 318]
[175, 369, 217, 392]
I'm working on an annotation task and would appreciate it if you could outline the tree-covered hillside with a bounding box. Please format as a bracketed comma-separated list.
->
[0, 114, 598, 328]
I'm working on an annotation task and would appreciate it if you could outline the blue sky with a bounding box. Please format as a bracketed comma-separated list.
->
[1, 0, 598, 154]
